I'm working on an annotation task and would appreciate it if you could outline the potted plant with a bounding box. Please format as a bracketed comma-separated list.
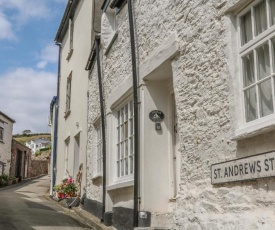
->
[63, 177, 77, 197]
[0, 174, 9, 186]
[54, 184, 64, 199]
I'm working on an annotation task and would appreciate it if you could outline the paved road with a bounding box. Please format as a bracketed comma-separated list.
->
[0, 175, 93, 230]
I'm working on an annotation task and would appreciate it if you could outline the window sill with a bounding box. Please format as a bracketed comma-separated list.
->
[66, 49, 73, 61]
[233, 114, 275, 140]
[64, 110, 71, 119]
[107, 178, 134, 191]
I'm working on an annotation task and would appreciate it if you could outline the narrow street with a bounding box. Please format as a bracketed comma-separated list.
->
[0, 175, 93, 230]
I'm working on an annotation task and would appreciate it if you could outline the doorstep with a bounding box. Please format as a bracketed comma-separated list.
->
[47, 195, 112, 230]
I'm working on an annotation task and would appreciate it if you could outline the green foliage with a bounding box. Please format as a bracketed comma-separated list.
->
[39, 146, 51, 152]
[54, 184, 63, 193]
[0, 174, 9, 182]
[35, 150, 41, 156]
[63, 182, 77, 194]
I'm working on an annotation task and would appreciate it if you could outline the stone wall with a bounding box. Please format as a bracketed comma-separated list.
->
[30, 159, 48, 178]
[86, 0, 275, 229]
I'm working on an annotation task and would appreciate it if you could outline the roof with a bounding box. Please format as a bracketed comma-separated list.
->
[31, 138, 51, 144]
[0, 111, 16, 123]
[55, 0, 80, 43]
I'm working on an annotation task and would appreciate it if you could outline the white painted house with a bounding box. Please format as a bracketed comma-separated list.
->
[84, 0, 275, 229]
[0, 111, 15, 175]
[53, 0, 91, 197]
[25, 138, 51, 154]
[53, 0, 275, 229]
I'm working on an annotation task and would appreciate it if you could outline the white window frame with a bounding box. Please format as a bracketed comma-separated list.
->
[115, 99, 134, 179]
[66, 18, 74, 60]
[96, 122, 103, 175]
[234, 0, 275, 139]
[65, 72, 72, 117]
[105, 76, 134, 190]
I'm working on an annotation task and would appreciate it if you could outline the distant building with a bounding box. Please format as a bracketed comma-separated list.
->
[25, 138, 51, 154]
[0, 111, 15, 175]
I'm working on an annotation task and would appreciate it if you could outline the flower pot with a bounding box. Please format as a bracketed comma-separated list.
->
[57, 193, 63, 199]
[66, 192, 74, 197]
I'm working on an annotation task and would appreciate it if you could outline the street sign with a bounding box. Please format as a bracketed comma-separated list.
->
[211, 151, 275, 184]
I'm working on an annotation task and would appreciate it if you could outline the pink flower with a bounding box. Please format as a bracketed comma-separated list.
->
[67, 177, 74, 183]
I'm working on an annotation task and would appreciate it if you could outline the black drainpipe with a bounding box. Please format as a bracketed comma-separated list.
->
[52, 42, 62, 191]
[127, 0, 139, 227]
[95, 36, 107, 222]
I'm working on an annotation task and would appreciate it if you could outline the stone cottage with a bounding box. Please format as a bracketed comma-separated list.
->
[84, 0, 275, 229]
[0, 111, 15, 175]
[10, 139, 32, 180]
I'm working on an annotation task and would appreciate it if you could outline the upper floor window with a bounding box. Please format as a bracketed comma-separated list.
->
[65, 72, 72, 116]
[66, 18, 74, 60]
[0, 127, 3, 142]
[239, 0, 275, 123]
[116, 100, 134, 178]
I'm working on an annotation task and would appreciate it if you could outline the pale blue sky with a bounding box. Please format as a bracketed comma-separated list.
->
[0, 0, 67, 134]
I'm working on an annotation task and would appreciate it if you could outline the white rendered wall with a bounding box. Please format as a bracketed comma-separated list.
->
[55, 0, 91, 195]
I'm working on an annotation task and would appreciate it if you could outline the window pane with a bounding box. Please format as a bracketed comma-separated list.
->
[117, 127, 120, 143]
[117, 161, 120, 177]
[243, 52, 255, 87]
[130, 156, 133, 174]
[272, 38, 275, 73]
[125, 140, 128, 157]
[240, 11, 253, 45]
[259, 79, 274, 117]
[254, 1, 267, 36]
[125, 158, 128, 175]
[121, 159, 124, 176]
[271, 0, 275, 25]
[125, 120, 128, 138]
[117, 144, 120, 160]
[117, 111, 120, 125]
[121, 142, 124, 159]
[257, 43, 270, 80]
[244, 86, 258, 122]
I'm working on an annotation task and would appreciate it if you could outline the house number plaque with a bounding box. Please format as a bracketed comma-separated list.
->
[149, 110, 164, 122]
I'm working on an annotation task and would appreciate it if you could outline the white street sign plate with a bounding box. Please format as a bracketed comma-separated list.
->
[211, 151, 275, 184]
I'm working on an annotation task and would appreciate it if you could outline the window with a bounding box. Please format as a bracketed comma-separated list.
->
[0, 127, 3, 142]
[96, 123, 103, 174]
[101, 10, 118, 54]
[116, 100, 134, 178]
[65, 72, 72, 116]
[66, 18, 74, 60]
[239, 0, 275, 124]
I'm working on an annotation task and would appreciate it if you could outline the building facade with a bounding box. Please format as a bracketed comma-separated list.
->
[85, 0, 275, 229]
[53, 0, 92, 197]
[25, 138, 51, 154]
[10, 140, 32, 180]
[0, 111, 15, 176]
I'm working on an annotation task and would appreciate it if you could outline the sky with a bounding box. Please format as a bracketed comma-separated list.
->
[0, 0, 67, 134]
